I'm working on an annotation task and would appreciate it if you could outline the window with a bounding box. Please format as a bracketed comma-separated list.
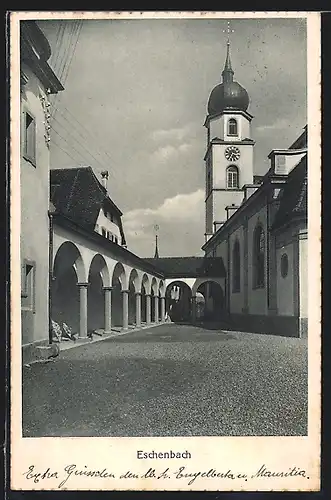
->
[101, 227, 107, 237]
[21, 260, 35, 312]
[227, 165, 239, 189]
[23, 111, 36, 165]
[115, 236, 118, 244]
[281, 253, 289, 278]
[228, 118, 238, 136]
[110, 213, 114, 222]
[253, 225, 265, 288]
[232, 240, 240, 292]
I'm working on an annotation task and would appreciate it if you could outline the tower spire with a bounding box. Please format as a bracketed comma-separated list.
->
[153, 224, 160, 258]
[154, 235, 159, 258]
[222, 21, 235, 83]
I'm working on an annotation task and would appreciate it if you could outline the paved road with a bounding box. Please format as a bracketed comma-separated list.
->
[22, 324, 308, 437]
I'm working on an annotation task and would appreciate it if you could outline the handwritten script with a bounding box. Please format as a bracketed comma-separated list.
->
[22, 464, 310, 489]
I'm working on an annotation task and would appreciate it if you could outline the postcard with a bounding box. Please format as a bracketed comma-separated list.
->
[9, 10, 321, 491]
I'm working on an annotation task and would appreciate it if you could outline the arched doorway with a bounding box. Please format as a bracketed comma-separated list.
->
[52, 241, 86, 335]
[151, 277, 157, 322]
[195, 291, 205, 321]
[165, 281, 192, 323]
[141, 274, 149, 324]
[128, 269, 139, 326]
[196, 280, 225, 322]
[87, 254, 110, 334]
[111, 262, 127, 328]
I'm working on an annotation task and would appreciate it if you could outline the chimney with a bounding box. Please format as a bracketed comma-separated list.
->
[101, 170, 109, 192]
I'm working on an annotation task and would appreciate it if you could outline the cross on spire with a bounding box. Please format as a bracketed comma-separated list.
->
[223, 20, 235, 45]
[222, 21, 235, 83]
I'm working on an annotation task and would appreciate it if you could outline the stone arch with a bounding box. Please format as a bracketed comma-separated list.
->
[150, 277, 158, 322]
[151, 277, 158, 295]
[165, 280, 192, 323]
[128, 268, 140, 325]
[53, 240, 86, 283]
[159, 279, 166, 298]
[141, 273, 150, 294]
[111, 261, 127, 290]
[88, 253, 111, 287]
[140, 274, 150, 323]
[128, 268, 140, 293]
[87, 254, 110, 333]
[195, 279, 225, 322]
[52, 241, 86, 334]
[111, 262, 129, 328]
[192, 278, 223, 297]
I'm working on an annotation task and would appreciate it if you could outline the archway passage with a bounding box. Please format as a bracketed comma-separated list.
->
[141, 274, 149, 324]
[128, 281, 136, 326]
[165, 281, 192, 323]
[128, 269, 139, 326]
[195, 292, 205, 320]
[196, 281, 225, 322]
[87, 254, 109, 334]
[52, 241, 85, 335]
[111, 262, 126, 328]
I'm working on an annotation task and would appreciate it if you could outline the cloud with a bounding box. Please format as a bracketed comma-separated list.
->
[150, 142, 193, 164]
[254, 118, 291, 134]
[123, 189, 205, 256]
[150, 122, 200, 144]
[124, 188, 204, 233]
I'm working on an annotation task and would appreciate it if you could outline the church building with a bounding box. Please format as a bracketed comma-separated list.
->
[201, 39, 308, 337]
[145, 38, 307, 338]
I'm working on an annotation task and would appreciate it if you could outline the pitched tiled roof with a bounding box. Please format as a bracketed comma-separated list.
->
[50, 167, 122, 231]
[142, 257, 226, 278]
[289, 125, 307, 150]
[272, 155, 307, 230]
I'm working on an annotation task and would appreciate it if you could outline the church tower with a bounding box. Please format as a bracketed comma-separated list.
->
[204, 31, 255, 241]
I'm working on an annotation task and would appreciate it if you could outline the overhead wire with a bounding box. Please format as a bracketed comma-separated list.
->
[51, 118, 115, 174]
[52, 22, 65, 75]
[51, 138, 84, 164]
[58, 20, 78, 83]
[52, 107, 116, 176]
[61, 21, 82, 86]
[51, 20, 83, 121]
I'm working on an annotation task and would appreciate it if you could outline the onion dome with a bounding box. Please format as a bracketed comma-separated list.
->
[207, 41, 249, 116]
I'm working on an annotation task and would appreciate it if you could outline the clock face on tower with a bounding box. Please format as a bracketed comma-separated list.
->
[225, 146, 241, 162]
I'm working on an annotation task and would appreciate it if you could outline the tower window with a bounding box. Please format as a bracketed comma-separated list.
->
[253, 224, 265, 289]
[227, 165, 239, 189]
[228, 118, 238, 136]
[23, 111, 36, 165]
[232, 239, 241, 293]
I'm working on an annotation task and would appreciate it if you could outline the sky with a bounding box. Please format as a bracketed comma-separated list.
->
[37, 16, 307, 258]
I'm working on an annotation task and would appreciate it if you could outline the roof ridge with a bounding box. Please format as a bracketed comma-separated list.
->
[50, 166, 90, 172]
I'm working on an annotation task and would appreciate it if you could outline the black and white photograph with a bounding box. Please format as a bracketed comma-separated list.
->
[10, 11, 321, 491]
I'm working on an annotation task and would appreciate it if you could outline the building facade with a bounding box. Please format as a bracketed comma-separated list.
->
[20, 21, 63, 355]
[201, 42, 308, 337]
[20, 22, 168, 363]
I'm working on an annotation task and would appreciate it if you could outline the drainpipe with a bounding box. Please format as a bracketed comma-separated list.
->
[48, 206, 56, 344]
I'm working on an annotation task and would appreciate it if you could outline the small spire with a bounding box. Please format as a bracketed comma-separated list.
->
[153, 224, 160, 258]
[154, 234, 159, 259]
[222, 41, 234, 83]
[222, 21, 235, 83]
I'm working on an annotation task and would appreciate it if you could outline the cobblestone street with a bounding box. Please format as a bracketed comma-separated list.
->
[22, 324, 308, 437]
